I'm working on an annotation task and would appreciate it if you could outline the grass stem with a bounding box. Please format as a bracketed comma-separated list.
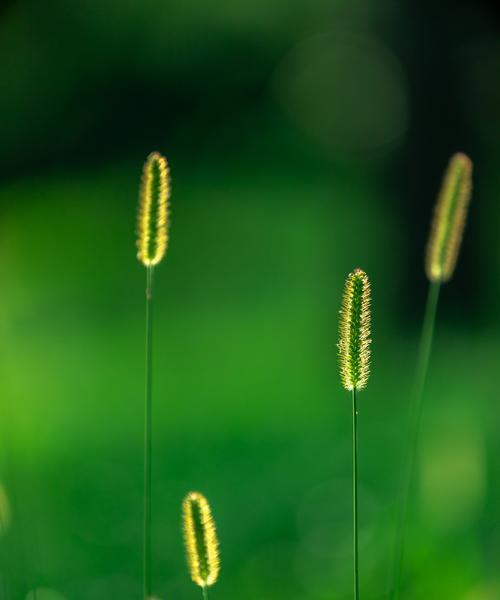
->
[202, 586, 209, 600]
[391, 280, 441, 599]
[352, 387, 359, 600]
[144, 265, 154, 600]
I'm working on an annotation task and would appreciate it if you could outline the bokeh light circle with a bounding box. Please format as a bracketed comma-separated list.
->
[274, 31, 409, 155]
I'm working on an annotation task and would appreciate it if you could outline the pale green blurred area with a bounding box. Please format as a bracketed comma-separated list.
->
[0, 0, 500, 599]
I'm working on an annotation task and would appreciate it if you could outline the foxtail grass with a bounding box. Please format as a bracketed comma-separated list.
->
[425, 153, 473, 283]
[136, 151, 171, 599]
[338, 268, 372, 600]
[183, 492, 220, 600]
[391, 152, 473, 599]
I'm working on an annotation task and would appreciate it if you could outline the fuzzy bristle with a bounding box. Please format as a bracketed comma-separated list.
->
[425, 152, 473, 283]
[183, 492, 220, 588]
[338, 268, 372, 391]
[136, 151, 170, 267]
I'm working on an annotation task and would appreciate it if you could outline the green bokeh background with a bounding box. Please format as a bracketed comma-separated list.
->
[0, 1, 499, 599]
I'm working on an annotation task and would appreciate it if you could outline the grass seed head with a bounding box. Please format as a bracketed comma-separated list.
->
[183, 492, 220, 588]
[338, 268, 371, 392]
[136, 151, 170, 267]
[425, 152, 473, 283]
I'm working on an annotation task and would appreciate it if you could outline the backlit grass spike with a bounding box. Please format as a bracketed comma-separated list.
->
[338, 268, 371, 391]
[137, 151, 170, 267]
[425, 152, 473, 282]
[183, 492, 220, 589]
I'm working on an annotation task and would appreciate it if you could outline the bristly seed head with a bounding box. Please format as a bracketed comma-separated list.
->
[137, 151, 170, 267]
[338, 268, 372, 392]
[183, 492, 220, 588]
[425, 152, 473, 283]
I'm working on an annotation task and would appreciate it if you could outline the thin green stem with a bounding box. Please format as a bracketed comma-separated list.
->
[0, 504, 7, 600]
[352, 387, 359, 600]
[144, 265, 154, 600]
[391, 280, 441, 600]
[202, 586, 209, 600]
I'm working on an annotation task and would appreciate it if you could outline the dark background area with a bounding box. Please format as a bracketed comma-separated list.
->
[0, 1, 499, 599]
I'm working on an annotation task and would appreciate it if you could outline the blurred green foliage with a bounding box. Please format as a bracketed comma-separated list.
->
[0, 0, 499, 599]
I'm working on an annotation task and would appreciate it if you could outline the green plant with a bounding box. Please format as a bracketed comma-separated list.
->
[183, 492, 220, 600]
[338, 268, 372, 600]
[391, 152, 473, 600]
[136, 151, 171, 600]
